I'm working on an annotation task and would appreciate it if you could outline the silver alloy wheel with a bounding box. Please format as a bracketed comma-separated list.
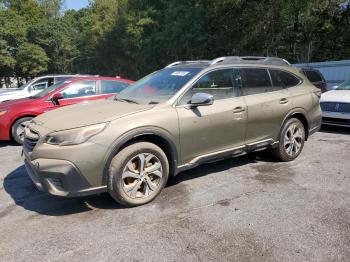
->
[16, 120, 31, 141]
[122, 153, 163, 199]
[284, 123, 304, 156]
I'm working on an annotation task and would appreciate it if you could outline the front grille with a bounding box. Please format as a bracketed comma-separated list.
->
[23, 127, 40, 152]
[321, 102, 350, 113]
[322, 117, 350, 126]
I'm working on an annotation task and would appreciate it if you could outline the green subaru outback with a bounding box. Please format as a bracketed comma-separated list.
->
[23, 56, 321, 206]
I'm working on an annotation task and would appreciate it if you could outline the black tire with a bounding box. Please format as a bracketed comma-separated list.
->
[11, 117, 33, 145]
[272, 118, 305, 162]
[108, 142, 169, 207]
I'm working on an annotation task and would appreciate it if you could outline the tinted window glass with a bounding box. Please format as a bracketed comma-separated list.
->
[61, 80, 97, 98]
[304, 70, 323, 82]
[240, 68, 272, 95]
[101, 80, 130, 94]
[179, 69, 237, 105]
[270, 70, 300, 88]
[31, 82, 48, 91]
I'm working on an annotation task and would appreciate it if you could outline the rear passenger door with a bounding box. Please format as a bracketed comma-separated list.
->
[239, 68, 293, 144]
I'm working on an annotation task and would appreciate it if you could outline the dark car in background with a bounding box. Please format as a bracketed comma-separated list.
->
[301, 68, 328, 93]
[0, 76, 134, 144]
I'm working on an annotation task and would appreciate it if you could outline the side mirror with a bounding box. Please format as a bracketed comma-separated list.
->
[52, 92, 64, 104]
[190, 93, 214, 107]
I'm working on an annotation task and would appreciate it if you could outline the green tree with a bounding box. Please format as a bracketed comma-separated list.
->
[16, 43, 49, 76]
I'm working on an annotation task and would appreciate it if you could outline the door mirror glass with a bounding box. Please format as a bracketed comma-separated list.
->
[190, 93, 214, 107]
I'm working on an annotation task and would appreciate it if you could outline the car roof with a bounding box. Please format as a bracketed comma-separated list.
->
[63, 76, 134, 83]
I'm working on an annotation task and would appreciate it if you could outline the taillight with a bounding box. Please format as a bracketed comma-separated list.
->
[314, 90, 321, 98]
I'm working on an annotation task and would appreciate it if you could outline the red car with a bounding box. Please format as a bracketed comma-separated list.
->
[0, 76, 134, 144]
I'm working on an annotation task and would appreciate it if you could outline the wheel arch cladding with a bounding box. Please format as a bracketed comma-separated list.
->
[102, 131, 179, 185]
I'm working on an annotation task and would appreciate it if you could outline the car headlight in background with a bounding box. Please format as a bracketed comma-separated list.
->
[0, 110, 8, 117]
[45, 123, 108, 146]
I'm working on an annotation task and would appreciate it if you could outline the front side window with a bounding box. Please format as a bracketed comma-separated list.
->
[179, 69, 238, 105]
[337, 80, 350, 90]
[61, 80, 97, 99]
[31, 82, 48, 91]
[270, 69, 300, 89]
[239, 68, 272, 95]
[303, 70, 323, 83]
[101, 80, 130, 94]
[117, 67, 202, 104]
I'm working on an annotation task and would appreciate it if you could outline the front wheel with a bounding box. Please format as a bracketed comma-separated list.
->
[272, 118, 305, 162]
[11, 117, 33, 145]
[108, 142, 169, 207]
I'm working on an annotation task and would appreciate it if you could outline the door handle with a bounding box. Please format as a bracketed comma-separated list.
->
[233, 106, 245, 113]
[280, 98, 289, 104]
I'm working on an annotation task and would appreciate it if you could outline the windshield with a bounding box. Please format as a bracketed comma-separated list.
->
[336, 80, 350, 90]
[30, 81, 69, 99]
[116, 67, 203, 104]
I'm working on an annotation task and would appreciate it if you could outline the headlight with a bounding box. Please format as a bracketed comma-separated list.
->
[45, 123, 108, 146]
[0, 110, 8, 117]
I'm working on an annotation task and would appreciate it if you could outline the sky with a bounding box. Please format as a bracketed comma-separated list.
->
[65, 0, 90, 10]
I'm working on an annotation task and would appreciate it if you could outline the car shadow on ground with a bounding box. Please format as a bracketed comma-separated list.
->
[319, 125, 350, 135]
[3, 153, 269, 216]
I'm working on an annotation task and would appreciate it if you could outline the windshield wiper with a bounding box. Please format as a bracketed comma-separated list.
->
[114, 97, 139, 104]
[148, 101, 159, 104]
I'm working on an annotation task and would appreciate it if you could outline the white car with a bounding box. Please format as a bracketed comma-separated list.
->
[0, 74, 94, 103]
[320, 80, 350, 127]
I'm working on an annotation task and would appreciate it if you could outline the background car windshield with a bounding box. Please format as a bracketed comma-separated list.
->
[337, 80, 350, 90]
[117, 67, 202, 103]
[31, 81, 69, 98]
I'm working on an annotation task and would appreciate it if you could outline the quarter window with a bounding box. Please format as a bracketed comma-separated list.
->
[61, 80, 97, 98]
[239, 68, 272, 95]
[179, 69, 237, 104]
[101, 80, 130, 94]
[270, 69, 300, 88]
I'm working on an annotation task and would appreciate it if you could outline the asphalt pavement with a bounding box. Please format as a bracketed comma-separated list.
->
[0, 126, 350, 262]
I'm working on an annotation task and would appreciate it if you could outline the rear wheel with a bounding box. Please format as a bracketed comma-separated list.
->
[272, 118, 305, 162]
[108, 142, 169, 207]
[11, 117, 33, 145]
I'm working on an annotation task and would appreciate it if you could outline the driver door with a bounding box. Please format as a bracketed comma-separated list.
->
[176, 69, 247, 165]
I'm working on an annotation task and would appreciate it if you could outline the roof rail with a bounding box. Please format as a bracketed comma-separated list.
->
[210, 56, 291, 66]
[165, 60, 211, 68]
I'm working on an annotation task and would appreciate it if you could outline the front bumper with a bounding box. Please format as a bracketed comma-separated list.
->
[24, 151, 107, 197]
[322, 111, 350, 127]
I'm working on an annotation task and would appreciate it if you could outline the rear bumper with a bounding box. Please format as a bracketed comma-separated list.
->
[24, 151, 107, 197]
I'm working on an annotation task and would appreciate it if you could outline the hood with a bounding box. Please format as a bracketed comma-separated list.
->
[0, 88, 19, 93]
[33, 99, 153, 131]
[0, 98, 33, 109]
[321, 90, 350, 103]
[0, 88, 22, 95]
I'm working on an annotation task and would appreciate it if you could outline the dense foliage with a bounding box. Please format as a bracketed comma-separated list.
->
[0, 0, 349, 82]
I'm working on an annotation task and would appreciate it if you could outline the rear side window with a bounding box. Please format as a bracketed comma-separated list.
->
[270, 69, 300, 88]
[101, 80, 130, 94]
[239, 68, 272, 95]
[303, 70, 323, 83]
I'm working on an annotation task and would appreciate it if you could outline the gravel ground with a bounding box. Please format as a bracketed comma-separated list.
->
[0, 126, 350, 262]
